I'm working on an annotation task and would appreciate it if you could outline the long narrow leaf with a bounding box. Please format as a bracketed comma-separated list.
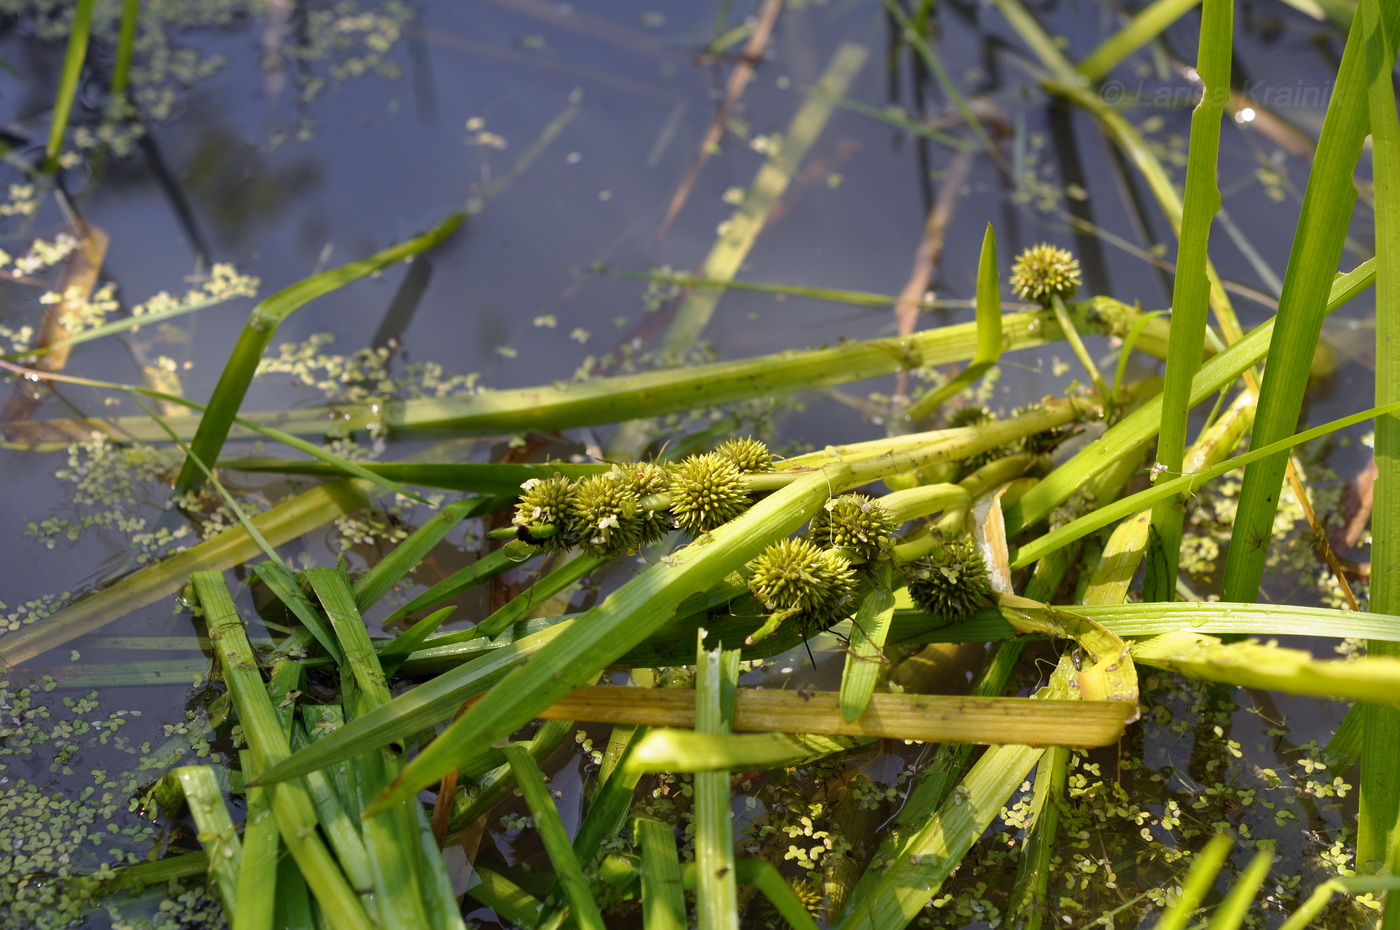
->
[903, 223, 1002, 421]
[44, 0, 93, 172]
[0, 478, 375, 666]
[693, 641, 739, 930]
[189, 572, 375, 930]
[502, 744, 605, 930]
[636, 817, 686, 930]
[173, 213, 464, 495]
[1006, 258, 1375, 533]
[1144, 0, 1232, 600]
[1358, 0, 1400, 874]
[1222, 3, 1400, 602]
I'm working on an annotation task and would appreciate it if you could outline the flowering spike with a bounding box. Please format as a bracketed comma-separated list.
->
[1010, 243, 1081, 305]
[512, 474, 578, 551]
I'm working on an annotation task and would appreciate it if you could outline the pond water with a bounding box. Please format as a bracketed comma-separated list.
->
[0, 1, 1377, 927]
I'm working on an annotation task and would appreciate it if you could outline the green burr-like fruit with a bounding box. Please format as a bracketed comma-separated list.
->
[571, 471, 647, 557]
[715, 436, 775, 473]
[808, 494, 897, 562]
[904, 536, 992, 625]
[748, 537, 857, 636]
[670, 452, 750, 535]
[512, 474, 578, 550]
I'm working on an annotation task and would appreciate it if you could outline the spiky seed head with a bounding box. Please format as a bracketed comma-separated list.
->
[715, 437, 775, 473]
[1010, 243, 1081, 305]
[904, 536, 992, 625]
[570, 472, 644, 556]
[946, 406, 1011, 472]
[809, 494, 897, 562]
[1010, 403, 1067, 456]
[747, 538, 857, 636]
[620, 461, 672, 546]
[670, 452, 750, 535]
[946, 405, 993, 429]
[513, 474, 578, 550]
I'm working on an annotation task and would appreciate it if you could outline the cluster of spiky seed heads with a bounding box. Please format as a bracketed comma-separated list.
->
[511, 438, 774, 558]
[745, 493, 898, 641]
[904, 534, 992, 625]
[746, 537, 857, 637]
[1010, 243, 1081, 305]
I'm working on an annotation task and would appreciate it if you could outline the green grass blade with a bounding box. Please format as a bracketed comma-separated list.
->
[694, 641, 739, 930]
[1131, 631, 1400, 704]
[630, 730, 859, 772]
[1006, 745, 1068, 929]
[175, 766, 242, 918]
[172, 212, 464, 496]
[189, 571, 375, 930]
[309, 567, 462, 924]
[351, 496, 494, 612]
[224, 460, 607, 495]
[1012, 399, 1400, 568]
[234, 750, 280, 930]
[1207, 847, 1273, 930]
[570, 724, 647, 866]
[0, 361, 428, 504]
[110, 0, 140, 101]
[636, 817, 686, 930]
[904, 223, 1002, 422]
[12, 304, 1112, 445]
[835, 742, 1044, 927]
[381, 542, 542, 627]
[1144, 0, 1232, 601]
[256, 619, 581, 786]
[253, 561, 344, 665]
[44, 0, 93, 172]
[1222, 3, 1400, 602]
[0, 478, 375, 666]
[448, 552, 607, 641]
[307, 567, 392, 706]
[502, 744, 606, 930]
[1007, 258, 1373, 532]
[466, 865, 543, 929]
[0, 270, 256, 364]
[1077, 0, 1202, 82]
[1154, 832, 1232, 930]
[601, 267, 975, 310]
[838, 564, 896, 724]
[729, 860, 820, 930]
[378, 607, 456, 672]
[446, 716, 578, 832]
[1359, 0, 1400, 877]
